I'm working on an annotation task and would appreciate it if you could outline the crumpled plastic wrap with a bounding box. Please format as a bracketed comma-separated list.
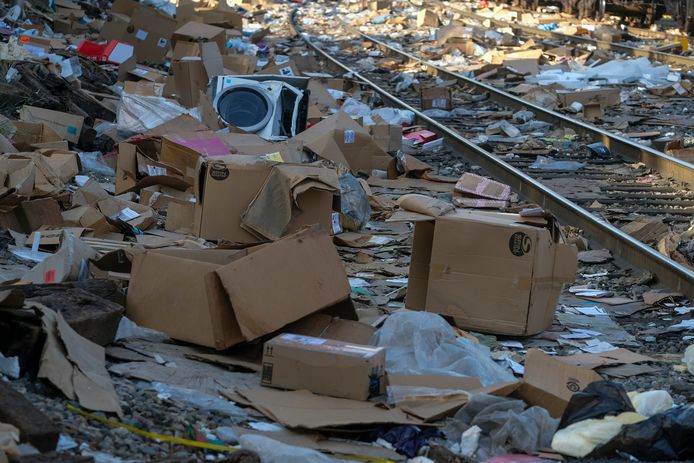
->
[339, 173, 371, 231]
[445, 394, 559, 462]
[529, 156, 586, 171]
[373, 310, 514, 386]
[240, 435, 340, 463]
[116, 93, 201, 134]
[628, 390, 673, 417]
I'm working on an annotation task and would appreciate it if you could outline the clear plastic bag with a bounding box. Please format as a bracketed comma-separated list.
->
[529, 156, 586, 171]
[339, 173, 371, 231]
[446, 394, 559, 462]
[373, 310, 514, 386]
[239, 435, 341, 463]
[371, 107, 415, 125]
[78, 151, 116, 177]
[341, 97, 372, 117]
[149, 382, 249, 420]
[117, 93, 200, 134]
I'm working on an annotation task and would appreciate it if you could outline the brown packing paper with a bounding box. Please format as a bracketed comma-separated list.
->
[241, 164, 339, 240]
[396, 194, 454, 217]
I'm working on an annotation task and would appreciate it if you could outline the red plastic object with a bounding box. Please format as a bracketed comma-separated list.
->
[77, 40, 133, 64]
[403, 129, 439, 144]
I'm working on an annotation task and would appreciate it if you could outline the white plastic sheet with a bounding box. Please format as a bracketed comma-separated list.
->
[116, 93, 201, 134]
[373, 310, 514, 386]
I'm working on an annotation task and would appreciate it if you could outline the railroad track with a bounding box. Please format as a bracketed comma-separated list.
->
[290, 5, 694, 298]
[441, 1, 694, 68]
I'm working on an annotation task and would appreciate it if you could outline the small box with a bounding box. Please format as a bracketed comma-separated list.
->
[420, 87, 452, 111]
[261, 333, 385, 400]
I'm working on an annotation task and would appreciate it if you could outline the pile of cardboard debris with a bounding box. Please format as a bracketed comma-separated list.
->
[0, 0, 692, 462]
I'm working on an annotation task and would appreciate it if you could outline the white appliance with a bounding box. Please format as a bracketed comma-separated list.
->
[210, 74, 310, 140]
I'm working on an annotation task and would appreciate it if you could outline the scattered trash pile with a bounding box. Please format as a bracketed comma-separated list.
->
[0, 0, 691, 462]
[337, 0, 694, 160]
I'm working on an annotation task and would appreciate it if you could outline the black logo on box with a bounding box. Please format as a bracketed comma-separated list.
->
[566, 377, 580, 392]
[209, 163, 229, 181]
[261, 362, 274, 384]
[509, 232, 532, 256]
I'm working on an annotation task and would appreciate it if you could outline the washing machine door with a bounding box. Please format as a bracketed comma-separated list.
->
[215, 84, 274, 132]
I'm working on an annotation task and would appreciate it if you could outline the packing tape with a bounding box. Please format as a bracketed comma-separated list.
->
[66, 404, 398, 463]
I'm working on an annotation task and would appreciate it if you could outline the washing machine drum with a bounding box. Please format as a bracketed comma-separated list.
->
[215, 85, 274, 132]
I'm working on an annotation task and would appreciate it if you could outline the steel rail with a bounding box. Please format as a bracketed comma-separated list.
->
[443, 3, 694, 68]
[289, 8, 694, 299]
[339, 22, 694, 186]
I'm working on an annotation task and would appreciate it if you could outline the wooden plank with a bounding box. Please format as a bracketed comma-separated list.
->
[0, 382, 59, 452]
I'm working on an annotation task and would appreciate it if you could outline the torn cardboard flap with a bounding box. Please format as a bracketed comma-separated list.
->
[232, 387, 424, 429]
[215, 225, 352, 341]
[241, 164, 339, 241]
[36, 304, 122, 415]
[515, 349, 601, 418]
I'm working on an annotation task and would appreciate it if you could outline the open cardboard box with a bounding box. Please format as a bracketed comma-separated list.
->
[127, 225, 356, 349]
[397, 208, 577, 336]
[192, 155, 340, 243]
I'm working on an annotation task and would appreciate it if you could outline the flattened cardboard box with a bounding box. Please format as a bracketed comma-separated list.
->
[19, 106, 83, 144]
[126, 226, 355, 349]
[405, 210, 577, 336]
[261, 333, 385, 401]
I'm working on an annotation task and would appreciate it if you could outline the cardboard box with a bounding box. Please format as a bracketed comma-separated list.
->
[261, 333, 385, 400]
[127, 6, 177, 63]
[370, 122, 402, 153]
[416, 9, 439, 27]
[292, 111, 392, 174]
[420, 87, 452, 111]
[172, 21, 227, 56]
[514, 349, 601, 417]
[12, 121, 64, 151]
[127, 225, 355, 349]
[100, 12, 131, 42]
[193, 156, 338, 243]
[405, 210, 577, 336]
[19, 106, 84, 144]
[160, 132, 231, 184]
[557, 88, 620, 109]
